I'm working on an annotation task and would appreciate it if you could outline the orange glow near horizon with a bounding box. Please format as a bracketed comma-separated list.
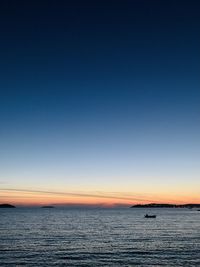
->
[0, 188, 200, 207]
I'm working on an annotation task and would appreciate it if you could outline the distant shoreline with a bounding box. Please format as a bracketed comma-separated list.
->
[1, 203, 200, 209]
[131, 203, 200, 208]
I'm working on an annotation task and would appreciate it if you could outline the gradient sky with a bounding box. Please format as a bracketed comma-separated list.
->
[0, 0, 200, 206]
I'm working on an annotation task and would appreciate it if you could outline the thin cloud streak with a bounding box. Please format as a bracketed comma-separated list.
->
[0, 188, 157, 203]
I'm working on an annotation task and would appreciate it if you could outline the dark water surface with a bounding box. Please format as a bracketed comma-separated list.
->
[0, 208, 200, 266]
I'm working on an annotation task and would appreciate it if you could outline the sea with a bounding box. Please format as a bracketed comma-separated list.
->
[0, 207, 200, 266]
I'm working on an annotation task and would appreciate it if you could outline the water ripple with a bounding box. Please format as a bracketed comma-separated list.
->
[0, 208, 200, 266]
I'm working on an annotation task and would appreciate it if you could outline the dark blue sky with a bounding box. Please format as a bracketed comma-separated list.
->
[0, 0, 199, 83]
[0, 0, 199, 204]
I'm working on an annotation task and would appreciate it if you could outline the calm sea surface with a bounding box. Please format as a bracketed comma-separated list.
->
[0, 207, 200, 266]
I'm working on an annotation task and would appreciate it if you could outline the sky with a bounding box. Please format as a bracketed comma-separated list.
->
[0, 0, 200, 206]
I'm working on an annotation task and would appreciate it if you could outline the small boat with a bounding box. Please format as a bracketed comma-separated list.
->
[144, 214, 156, 218]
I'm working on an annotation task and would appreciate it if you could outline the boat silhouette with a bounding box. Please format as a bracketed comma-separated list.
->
[144, 214, 156, 218]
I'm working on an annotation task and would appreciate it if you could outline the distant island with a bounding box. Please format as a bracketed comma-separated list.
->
[131, 203, 200, 208]
[0, 204, 16, 208]
[41, 205, 54, 208]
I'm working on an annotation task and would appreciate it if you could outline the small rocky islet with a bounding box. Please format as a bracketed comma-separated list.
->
[41, 205, 54, 208]
[0, 204, 16, 208]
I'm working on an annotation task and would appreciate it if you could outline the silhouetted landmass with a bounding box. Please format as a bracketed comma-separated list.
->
[0, 204, 16, 208]
[41, 205, 54, 208]
[131, 203, 200, 208]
